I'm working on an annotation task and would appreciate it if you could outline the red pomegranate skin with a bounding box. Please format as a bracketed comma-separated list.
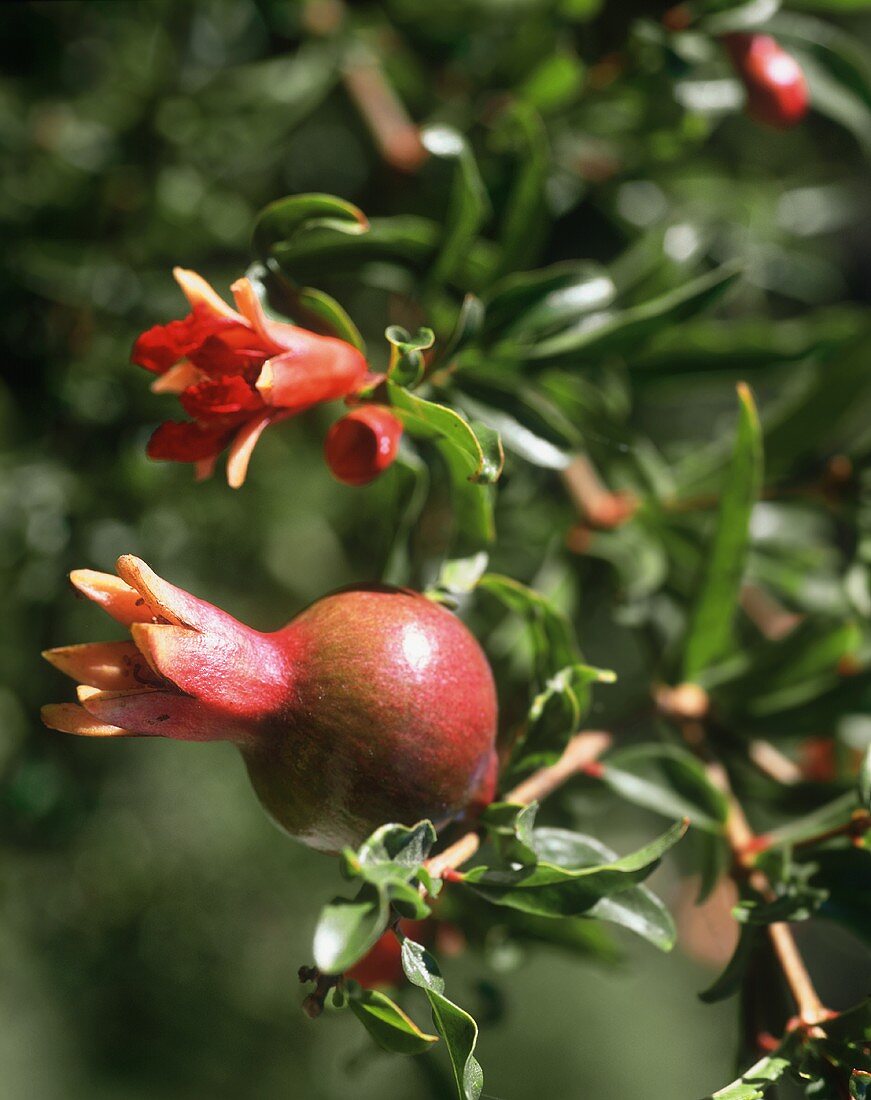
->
[723, 34, 808, 129]
[41, 558, 498, 853]
[247, 585, 498, 851]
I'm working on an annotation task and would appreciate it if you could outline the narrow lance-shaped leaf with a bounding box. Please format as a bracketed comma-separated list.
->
[252, 192, 368, 260]
[702, 1033, 800, 1100]
[683, 383, 763, 681]
[400, 938, 484, 1100]
[531, 829, 677, 951]
[601, 744, 729, 833]
[422, 125, 490, 293]
[514, 264, 741, 365]
[461, 819, 688, 918]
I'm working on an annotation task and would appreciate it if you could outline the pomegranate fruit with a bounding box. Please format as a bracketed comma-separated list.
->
[723, 34, 809, 130]
[41, 556, 498, 852]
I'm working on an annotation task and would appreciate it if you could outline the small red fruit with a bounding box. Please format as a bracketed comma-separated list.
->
[42, 557, 498, 852]
[723, 34, 809, 129]
[324, 405, 404, 486]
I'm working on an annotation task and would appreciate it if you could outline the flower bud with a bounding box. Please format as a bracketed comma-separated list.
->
[324, 405, 404, 486]
[723, 34, 809, 130]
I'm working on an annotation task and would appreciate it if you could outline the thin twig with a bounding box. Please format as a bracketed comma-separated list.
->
[425, 730, 612, 879]
[703, 757, 831, 1028]
[561, 455, 636, 532]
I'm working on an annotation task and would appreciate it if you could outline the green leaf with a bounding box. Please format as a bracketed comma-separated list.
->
[386, 325, 435, 387]
[512, 664, 615, 772]
[421, 125, 490, 292]
[484, 261, 616, 341]
[357, 820, 438, 872]
[253, 192, 368, 261]
[698, 0, 781, 35]
[517, 264, 741, 365]
[601, 744, 729, 833]
[703, 1035, 798, 1100]
[435, 294, 486, 366]
[386, 382, 504, 485]
[477, 573, 580, 683]
[532, 829, 677, 950]
[348, 987, 439, 1055]
[461, 820, 687, 918]
[435, 552, 490, 596]
[760, 792, 859, 850]
[313, 883, 389, 975]
[860, 745, 871, 811]
[479, 801, 540, 866]
[683, 383, 763, 681]
[400, 939, 484, 1100]
[490, 103, 550, 278]
[518, 51, 585, 114]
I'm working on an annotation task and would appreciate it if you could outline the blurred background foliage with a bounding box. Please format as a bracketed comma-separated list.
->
[3, 0, 871, 1097]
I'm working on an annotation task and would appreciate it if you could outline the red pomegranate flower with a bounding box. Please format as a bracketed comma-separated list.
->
[324, 405, 404, 486]
[133, 269, 369, 487]
[42, 557, 498, 852]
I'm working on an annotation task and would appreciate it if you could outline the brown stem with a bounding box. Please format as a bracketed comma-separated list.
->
[561, 455, 637, 533]
[341, 47, 427, 173]
[425, 730, 612, 879]
[703, 758, 831, 1028]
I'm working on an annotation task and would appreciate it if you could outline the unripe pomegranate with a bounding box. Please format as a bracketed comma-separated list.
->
[42, 556, 498, 852]
[324, 405, 404, 486]
[723, 34, 809, 129]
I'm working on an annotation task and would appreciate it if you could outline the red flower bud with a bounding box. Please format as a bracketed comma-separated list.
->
[42, 557, 498, 852]
[723, 34, 809, 130]
[324, 405, 404, 486]
[133, 269, 369, 487]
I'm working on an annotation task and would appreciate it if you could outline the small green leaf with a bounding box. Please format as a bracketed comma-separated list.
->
[462, 820, 687, 917]
[436, 552, 490, 595]
[477, 573, 580, 682]
[479, 801, 540, 866]
[490, 102, 550, 278]
[860, 745, 871, 811]
[349, 987, 439, 1055]
[518, 264, 741, 365]
[512, 664, 615, 772]
[683, 383, 763, 681]
[253, 192, 368, 260]
[532, 829, 677, 951]
[386, 325, 435, 388]
[400, 939, 484, 1100]
[386, 382, 504, 485]
[601, 744, 729, 833]
[358, 820, 438, 872]
[485, 261, 616, 341]
[704, 1044, 797, 1100]
[313, 883, 389, 975]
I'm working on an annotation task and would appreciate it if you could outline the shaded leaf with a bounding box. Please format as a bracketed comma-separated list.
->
[683, 384, 763, 681]
[400, 939, 484, 1100]
[253, 192, 368, 260]
[348, 987, 439, 1055]
[601, 744, 729, 833]
[699, 924, 758, 1004]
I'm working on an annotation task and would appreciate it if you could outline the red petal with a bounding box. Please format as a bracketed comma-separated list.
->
[146, 420, 236, 463]
[179, 376, 264, 421]
[256, 335, 368, 409]
[186, 329, 272, 377]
